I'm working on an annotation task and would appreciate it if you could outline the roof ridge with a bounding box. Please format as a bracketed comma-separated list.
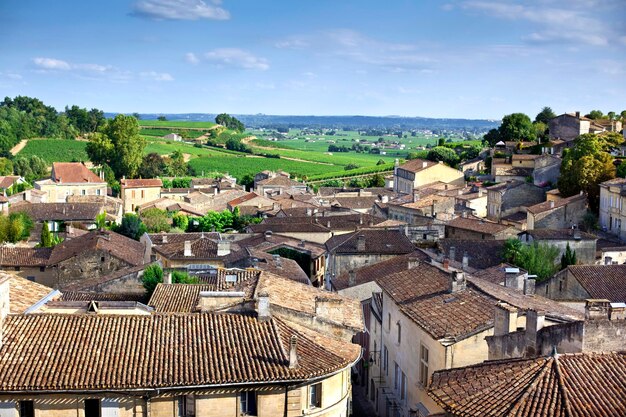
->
[553, 354, 574, 417]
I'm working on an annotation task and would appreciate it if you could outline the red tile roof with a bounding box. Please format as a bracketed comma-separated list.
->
[0, 247, 51, 267]
[446, 217, 513, 235]
[429, 352, 626, 417]
[0, 313, 359, 391]
[51, 162, 105, 184]
[567, 265, 626, 302]
[397, 158, 438, 173]
[326, 229, 414, 254]
[526, 193, 586, 215]
[120, 178, 163, 188]
[48, 230, 145, 267]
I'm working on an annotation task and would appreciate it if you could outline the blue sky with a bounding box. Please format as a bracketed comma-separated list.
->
[0, 0, 624, 119]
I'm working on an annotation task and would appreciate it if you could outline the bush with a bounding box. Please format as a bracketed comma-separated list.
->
[140, 208, 171, 233]
[172, 212, 189, 231]
[142, 264, 164, 296]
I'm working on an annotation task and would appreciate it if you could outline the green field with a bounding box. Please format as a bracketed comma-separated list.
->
[19, 139, 89, 163]
[138, 120, 216, 128]
[189, 156, 332, 179]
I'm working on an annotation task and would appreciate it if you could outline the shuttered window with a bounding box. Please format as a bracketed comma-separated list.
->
[0, 402, 16, 417]
[101, 399, 119, 417]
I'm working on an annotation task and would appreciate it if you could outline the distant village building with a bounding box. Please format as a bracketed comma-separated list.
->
[35, 162, 107, 202]
[120, 178, 162, 213]
[393, 159, 464, 194]
[599, 177, 626, 240]
[164, 132, 182, 141]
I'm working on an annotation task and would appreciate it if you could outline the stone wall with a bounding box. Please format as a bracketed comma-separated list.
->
[531, 198, 587, 230]
[55, 250, 134, 290]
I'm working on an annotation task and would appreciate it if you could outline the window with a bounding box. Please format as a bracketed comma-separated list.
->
[387, 313, 391, 330]
[401, 372, 407, 402]
[14, 267, 20, 272]
[26, 276, 35, 282]
[309, 383, 322, 409]
[373, 341, 377, 364]
[394, 362, 400, 390]
[383, 345, 389, 374]
[101, 256, 106, 262]
[370, 379, 376, 402]
[240, 391, 257, 416]
[141, 190, 145, 199]
[101, 399, 120, 417]
[84, 399, 101, 417]
[396, 321, 401, 344]
[39, 266, 45, 272]
[177, 395, 195, 417]
[96, 189, 101, 196]
[20, 401, 34, 417]
[132, 190, 136, 199]
[419, 345, 429, 387]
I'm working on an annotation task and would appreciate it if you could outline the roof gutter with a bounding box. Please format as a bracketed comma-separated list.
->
[23, 290, 62, 314]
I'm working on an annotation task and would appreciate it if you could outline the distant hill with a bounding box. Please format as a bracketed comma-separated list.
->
[106, 113, 500, 131]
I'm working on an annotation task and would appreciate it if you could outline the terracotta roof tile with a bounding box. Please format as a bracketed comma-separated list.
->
[0, 313, 359, 391]
[10, 202, 102, 221]
[326, 229, 414, 254]
[527, 193, 586, 215]
[566, 265, 626, 302]
[446, 217, 514, 235]
[439, 239, 507, 270]
[396, 158, 438, 173]
[51, 162, 105, 184]
[0, 247, 51, 267]
[7, 274, 56, 313]
[120, 178, 163, 188]
[429, 352, 626, 417]
[48, 230, 145, 267]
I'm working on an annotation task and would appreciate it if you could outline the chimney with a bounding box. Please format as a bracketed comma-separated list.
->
[585, 299, 611, 320]
[273, 254, 282, 268]
[478, 189, 483, 197]
[251, 258, 259, 269]
[184, 240, 193, 257]
[198, 291, 245, 312]
[164, 272, 172, 285]
[505, 268, 523, 291]
[217, 240, 231, 257]
[422, 161, 428, 168]
[525, 309, 545, 356]
[407, 257, 421, 270]
[523, 277, 536, 295]
[381, 195, 389, 204]
[494, 302, 518, 336]
[289, 335, 299, 369]
[395, 158, 399, 167]
[299, 239, 306, 248]
[461, 211, 467, 218]
[449, 271, 466, 293]
[549, 200, 555, 209]
[0, 276, 10, 349]
[462, 252, 469, 271]
[162, 235, 168, 243]
[359, 215, 363, 225]
[575, 111, 580, 118]
[214, 187, 218, 196]
[449, 246, 456, 262]
[348, 270, 356, 287]
[442, 258, 450, 270]
[306, 208, 312, 216]
[257, 291, 271, 321]
[356, 235, 366, 251]
[412, 191, 419, 203]
[327, 220, 331, 228]
[264, 230, 273, 240]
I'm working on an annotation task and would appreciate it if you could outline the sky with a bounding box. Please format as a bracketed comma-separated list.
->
[0, 0, 624, 119]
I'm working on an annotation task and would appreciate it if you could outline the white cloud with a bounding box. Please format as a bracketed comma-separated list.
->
[131, 0, 229, 21]
[33, 57, 71, 70]
[140, 71, 174, 81]
[191, 48, 270, 70]
[185, 52, 200, 64]
[275, 38, 310, 49]
[463, 1, 616, 46]
[0, 72, 22, 80]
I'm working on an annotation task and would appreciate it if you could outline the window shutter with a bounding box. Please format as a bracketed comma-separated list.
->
[0, 402, 16, 417]
[101, 399, 119, 417]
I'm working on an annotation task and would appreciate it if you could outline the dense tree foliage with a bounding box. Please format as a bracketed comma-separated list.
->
[140, 208, 171, 233]
[502, 238, 560, 281]
[558, 132, 621, 211]
[86, 114, 146, 179]
[499, 113, 536, 142]
[215, 113, 245, 132]
[63, 106, 105, 134]
[13, 155, 47, 182]
[482, 128, 501, 147]
[0, 212, 33, 243]
[166, 150, 188, 177]
[142, 264, 199, 297]
[113, 213, 147, 240]
[139, 153, 166, 179]
[560, 243, 577, 270]
[534, 107, 556, 124]
[427, 146, 459, 166]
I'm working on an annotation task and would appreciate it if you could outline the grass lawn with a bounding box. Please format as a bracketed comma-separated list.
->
[138, 120, 216, 128]
[189, 156, 338, 179]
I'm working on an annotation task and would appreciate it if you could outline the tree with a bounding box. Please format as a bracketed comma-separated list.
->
[426, 146, 459, 166]
[142, 264, 164, 297]
[86, 114, 146, 179]
[157, 116, 167, 121]
[167, 150, 188, 177]
[172, 212, 189, 231]
[534, 107, 556, 124]
[502, 238, 559, 281]
[483, 128, 502, 147]
[0, 158, 13, 176]
[368, 173, 385, 187]
[215, 113, 244, 132]
[498, 113, 536, 142]
[345, 163, 360, 170]
[438, 138, 445, 147]
[140, 208, 171, 233]
[376, 159, 386, 165]
[139, 153, 166, 178]
[502, 238, 523, 263]
[0, 212, 33, 243]
[560, 243, 577, 270]
[132, 113, 141, 120]
[114, 213, 147, 240]
[558, 132, 620, 211]
[585, 110, 604, 120]
[39, 221, 52, 248]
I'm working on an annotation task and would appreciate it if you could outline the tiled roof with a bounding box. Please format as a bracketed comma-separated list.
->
[51, 162, 105, 184]
[10, 202, 102, 221]
[0, 247, 51, 266]
[396, 158, 438, 173]
[376, 264, 496, 340]
[60, 291, 147, 302]
[521, 229, 597, 241]
[429, 352, 626, 417]
[0, 176, 20, 189]
[7, 274, 55, 314]
[248, 222, 330, 234]
[257, 176, 304, 187]
[446, 217, 513, 235]
[526, 193, 586, 215]
[331, 196, 379, 209]
[471, 263, 526, 285]
[439, 239, 507, 270]
[230, 233, 326, 259]
[62, 263, 153, 292]
[0, 313, 359, 391]
[333, 250, 430, 290]
[48, 230, 145, 267]
[567, 265, 626, 302]
[493, 165, 534, 177]
[148, 232, 221, 245]
[120, 178, 163, 188]
[601, 177, 626, 187]
[261, 213, 384, 232]
[227, 192, 272, 207]
[244, 250, 310, 284]
[153, 236, 219, 260]
[326, 229, 414, 254]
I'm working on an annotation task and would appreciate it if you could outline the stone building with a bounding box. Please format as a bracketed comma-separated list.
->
[486, 180, 545, 222]
[598, 177, 626, 241]
[34, 162, 107, 202]
[325, 229, 414, 287]
[537, 265, 626, 310]
[120, 178, 162, 213]
[526, 193, 587, 230]
[393, 159, 464, 194]
[444, 216, 518, 240]
[549, 112, 612, 143]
